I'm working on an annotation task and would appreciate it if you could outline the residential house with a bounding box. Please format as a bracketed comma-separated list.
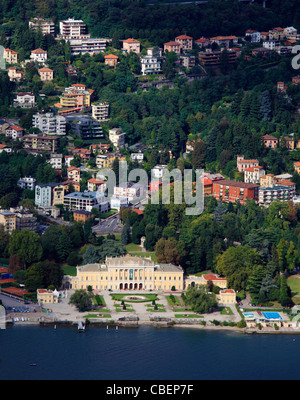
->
[198, 48, 237, 67]
[8, 67, 24, 82]
[5, 125, 24, 140]
[294, 162, 300, 174]
[185, 273, 227, 289]
[251, 47, 271, 57]
[262, 40, 280, 51]
[65, 114, 102, 139]
[0, 120, 10, 134]
[37, 289, 59, 304]
[194, 38, 211, 48]
[87, 178, 107, 192]
[122, 38, 140, 54]
[95, 152, 126, 169]
[218, 289, 236, 305]
[164, 41, 181, 54]
[89, 143, 110, 154]
[262, 134, 279, 149]
[104, 54, 119, 67]
[244, 166, 265, 184]
[13, 92, 35, 108]
[73, 210, 93, 223]
[175, 35, 193, 51]
[57, 84, 94, 113]
[0, 144, 12, 154]
[236, 155, 259, 173]
[113, 182, 145, 202]
[260, 32, 269, 40]
[210, 35, 238, 48]
[10, 207, 37, 232]
[72, 148, 91, 161]
[30, 48, 47, 63]
[259, 181, 296, 206]
[35, 183, 65, 208]
[67, 167, 81, 183]
[277, 81, 288, 92]
[268, 27, 285, 40]
[152, 165, 168, 179]
[110, 195, 129, 211]
[283, 136, 295, 150]
[4, 48, 18, 64]
[180, 54, 195, 68]
[38, 67, 53, 81]
[212, 179, 259, 204]
[245, 29, 261, 43]
[64, 155, 74, 167]
[130, 152, 144, 163]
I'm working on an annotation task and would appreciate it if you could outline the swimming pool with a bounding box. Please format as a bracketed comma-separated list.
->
[243, 312, 254, 318]
[262, 312, 282, 320]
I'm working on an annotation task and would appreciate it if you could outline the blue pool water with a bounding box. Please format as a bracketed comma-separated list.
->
[262, 312, 282, 320]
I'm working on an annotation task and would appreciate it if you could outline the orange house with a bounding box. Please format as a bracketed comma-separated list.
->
[164, 41, 181, 54]
[104, 54, 119, 67]
[262, 134, 279, 149]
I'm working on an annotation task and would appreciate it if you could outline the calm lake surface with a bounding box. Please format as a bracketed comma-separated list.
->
[0, 324, 299, 380]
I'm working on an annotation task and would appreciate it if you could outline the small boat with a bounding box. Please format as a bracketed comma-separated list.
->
[78, 321, 85, 332]
[30, 363, 37, 367]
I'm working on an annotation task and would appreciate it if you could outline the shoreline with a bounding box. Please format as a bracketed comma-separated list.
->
[6, 317, 300, 335]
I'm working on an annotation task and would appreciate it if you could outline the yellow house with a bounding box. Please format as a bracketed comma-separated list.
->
[217, 289, 236, 305]
[70, 255, 184, 291]
[37, 289, 59, 304]
[4, 48, 18, 64]
[38, 67, 54, 81]
[260, 174, 275, 188]
[185, 273, 227, 289]
[294, 162, 300, 174]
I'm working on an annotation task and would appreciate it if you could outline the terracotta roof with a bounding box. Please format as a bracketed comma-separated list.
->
[39, 67, 53, 72]
[213, 179, 259, 189]
[104, 54, 118, 59]
[211, 36, 238, 40]
[203, 274, 226, 281]
[8, 125, 23, 131]
[244, 166, 263, 172]
[5, 48, 17, 54]
[88, 178, 106, 184]
[31, 48, 47, 53]
[123, 38, 140, 43]
[262, 134, 278, 140]
[164, 41, 180, 46]
[276, 180, 295, 186]
[175, 35, 193, 40]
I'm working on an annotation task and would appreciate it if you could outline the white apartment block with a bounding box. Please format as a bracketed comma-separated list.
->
[245, 30, 261, 43]
[58, 18, 90, 40]
[92, 102, 110, 122]
[113, 182, 145, 202]
[17, 177, 36, 190]
[109, 128, 125, 149]
[32, 113, 66, 135]
[48, 154, 63, 170]
[29, 18, 55, 35]
[68, 38, 108, 56]
[140, 47, 162, 76]
[130, 152, 144, 163]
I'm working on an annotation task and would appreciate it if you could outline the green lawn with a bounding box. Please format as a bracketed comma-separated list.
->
[111, 293, 157, 302]
[287, 276, 300, 305]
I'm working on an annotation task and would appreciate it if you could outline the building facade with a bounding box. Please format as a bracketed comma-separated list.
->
[22, 134, 59, 154]
[70, 255, 184, 291]
[237, 155, 259, 173]
[212, 179, 259, 204]
[32, 113, 66, 136]
[92, 102, 110, 122]
[122, 38, 140, 54]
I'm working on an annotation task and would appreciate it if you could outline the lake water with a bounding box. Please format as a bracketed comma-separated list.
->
[0, 324, 299, 381]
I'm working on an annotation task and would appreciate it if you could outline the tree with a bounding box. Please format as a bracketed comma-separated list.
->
[121, 218, 131, 245]
[9, 229, 43, 268]
[190, 140, 206, 170]
[83, 245, 100, 264]
[185, 286, 217, 314]
[69, 289, 93, 312]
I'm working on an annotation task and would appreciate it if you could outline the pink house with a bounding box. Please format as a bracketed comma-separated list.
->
[237, 155, 259, 173]
[262, 134, 279, 149]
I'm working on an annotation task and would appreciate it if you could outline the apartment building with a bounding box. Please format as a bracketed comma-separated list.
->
[210, 35, 239, 48]
[29, 18, 55, 35]
[5, 125, 24, 140]
[244, 166, 265, 184]
[268, 27, 285, 40]
[96, 153, 126, 169]
[236, 155, 259, 173]
[92, 102, 110, 122]
[22, 134, 59, 154]
[175, 35, 193, 51]
[198, 49, 237, 67]
[0, 211, 16, 234]
[10, 207, 37, 232]
[58, 18, 90, 40]
[13, 92, 35, 109]
[122, 38, 140, 54]
[109, 128, 125, 149]
[104, 54, 119, 67]
[180, 54, 195, 68]
[35, 183, 65, 208]
[212, 179, 259, 204]
[68, 38, 108, 56]
[258, 183, 296, 206]
[140, 47, 162, 75]
[30, 48, 47, 63]
[64, 191, 109, 212]
[113, 182, 145, 202]
[38, 67, 53, 81]
[48, 153, 63, 170]
[32, 113, 66, 136]
[72, 148, 92, 161]
[65, 114, 102, 139]
[4, 48, 18, 64]
[58, 84, 94, 111]
[17, 177, 36, 191]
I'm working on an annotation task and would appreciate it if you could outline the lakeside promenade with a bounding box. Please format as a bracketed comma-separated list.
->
[2, 290, 300, 334]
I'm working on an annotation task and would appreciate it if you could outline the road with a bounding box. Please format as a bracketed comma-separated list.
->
[92, 213, 123, 235]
